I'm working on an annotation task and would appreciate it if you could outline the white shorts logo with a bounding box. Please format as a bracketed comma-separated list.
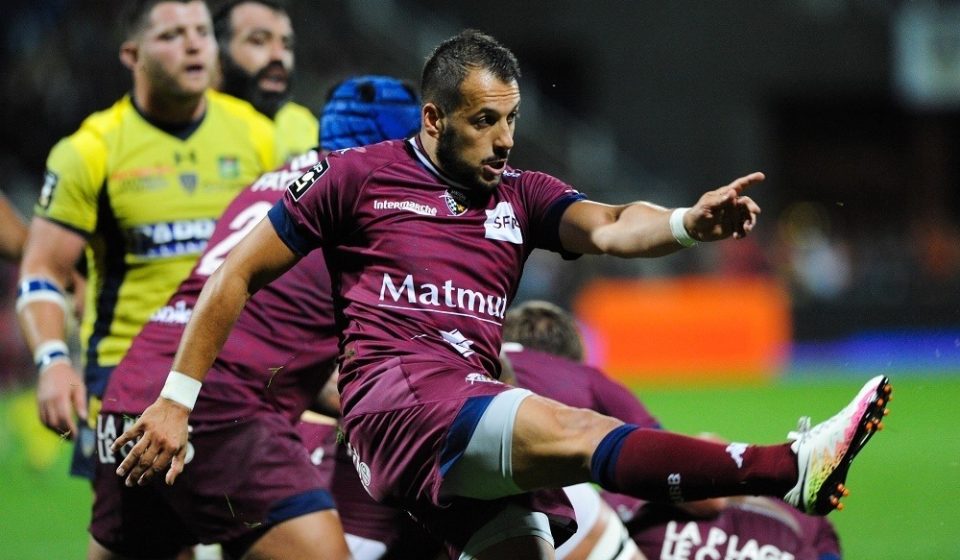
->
[484, 202, 523, 244]
[347, 441, 372, 489]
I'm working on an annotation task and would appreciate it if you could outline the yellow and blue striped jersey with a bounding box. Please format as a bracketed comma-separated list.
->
[36, 90, 277, 394]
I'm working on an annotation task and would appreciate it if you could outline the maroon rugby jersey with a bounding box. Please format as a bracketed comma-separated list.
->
[103, 149, 339, 422]
[604, 493, 841, 560]
[271, 137, 584, 417]
[504, 344, 661, 429]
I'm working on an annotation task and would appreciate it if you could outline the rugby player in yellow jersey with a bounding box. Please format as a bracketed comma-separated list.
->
[213, 0, 318, 162]
[16, 0, 276, 479]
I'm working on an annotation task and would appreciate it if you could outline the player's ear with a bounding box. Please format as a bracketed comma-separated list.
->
[119, 40, 139, 70]
[422, 103, 443, 138]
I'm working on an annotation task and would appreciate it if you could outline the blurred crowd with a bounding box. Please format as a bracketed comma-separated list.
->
[3, 1, 959, 388]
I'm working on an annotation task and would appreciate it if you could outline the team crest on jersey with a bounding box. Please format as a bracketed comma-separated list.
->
[179, 173, 198, 193]
[39, 170, 58, 209]
[441, 189, 469, 216]
[218, 156, 240, 179]
[288, 159, 329, 201]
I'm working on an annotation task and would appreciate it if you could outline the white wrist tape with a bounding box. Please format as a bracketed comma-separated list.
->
[160, 371, 202, 411]
[669, 207, 698, 247]
[16, 277, 69, 314]
[34, 340, 71, 374]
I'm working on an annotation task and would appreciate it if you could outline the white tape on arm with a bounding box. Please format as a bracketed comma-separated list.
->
[16, 277, 69, 314]
[669, 207, 698, 247]
[159, 371, 202, 411]
[33, 339, 71, 375]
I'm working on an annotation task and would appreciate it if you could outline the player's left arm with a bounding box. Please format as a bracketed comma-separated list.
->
[558, 172, 763, 257]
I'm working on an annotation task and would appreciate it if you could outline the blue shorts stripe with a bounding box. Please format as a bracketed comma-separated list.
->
[264, 488, 336, 526]
[438, 395, 495, 476]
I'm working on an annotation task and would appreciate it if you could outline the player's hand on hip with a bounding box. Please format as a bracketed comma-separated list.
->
[36, 362, 87, 439]
[112, 398, 190, 487]
[687, 171, 764, 242]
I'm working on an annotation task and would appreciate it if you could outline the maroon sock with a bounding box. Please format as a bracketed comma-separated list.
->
[611, 428, 798, 502]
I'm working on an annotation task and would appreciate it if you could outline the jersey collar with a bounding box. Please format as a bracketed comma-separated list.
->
[407, 136, 472, 192]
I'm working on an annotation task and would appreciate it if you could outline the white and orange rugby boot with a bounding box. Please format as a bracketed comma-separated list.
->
[784, 375, 892, 515]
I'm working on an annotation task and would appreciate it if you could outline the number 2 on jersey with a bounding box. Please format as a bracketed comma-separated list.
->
[195, 201, 274, 276]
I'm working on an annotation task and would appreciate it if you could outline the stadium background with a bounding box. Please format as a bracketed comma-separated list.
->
[0, 1, 957, 557]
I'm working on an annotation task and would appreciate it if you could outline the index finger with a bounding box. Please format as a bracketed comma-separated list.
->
[729, 171, 765, 195]
[112, 422, 141, 453]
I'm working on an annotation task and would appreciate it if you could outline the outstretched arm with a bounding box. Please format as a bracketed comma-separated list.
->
[558, 172, 764, 257]
[112, 218, 299, 486]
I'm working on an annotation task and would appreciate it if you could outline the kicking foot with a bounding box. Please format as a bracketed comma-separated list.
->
[783, 375, 892, 515]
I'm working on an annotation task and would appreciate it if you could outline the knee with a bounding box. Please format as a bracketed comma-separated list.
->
[552, 405, 624, 453]
[515, 396, 623, 468]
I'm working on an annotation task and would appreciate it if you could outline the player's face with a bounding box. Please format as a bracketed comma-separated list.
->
[138, 1, 217, 99]
[435, 68, 519, 195]
[218, 2, 294, 118]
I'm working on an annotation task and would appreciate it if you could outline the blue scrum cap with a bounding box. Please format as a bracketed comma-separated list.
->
[320, 75, 422, 150]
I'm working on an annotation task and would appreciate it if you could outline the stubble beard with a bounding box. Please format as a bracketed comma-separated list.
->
[143, 59, 208, 109]
[435, 125, 500, 198]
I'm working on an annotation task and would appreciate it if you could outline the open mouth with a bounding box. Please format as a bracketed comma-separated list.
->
[184, 63, 206, 76]
[481, 159, 507, 179]
[258, 66, 288, 92]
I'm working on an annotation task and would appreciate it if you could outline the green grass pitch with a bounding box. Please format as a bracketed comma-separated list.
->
[1, 374, 957, 558]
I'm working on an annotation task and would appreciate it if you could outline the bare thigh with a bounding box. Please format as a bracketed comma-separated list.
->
[511, 394, 623, 491]
[242, 510, 351, 560]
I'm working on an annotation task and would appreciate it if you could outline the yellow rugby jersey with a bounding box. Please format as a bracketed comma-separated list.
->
[274, 101, 318, 162]
[36, 90, 276, 393]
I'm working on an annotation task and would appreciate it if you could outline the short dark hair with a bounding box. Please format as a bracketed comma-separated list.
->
[421, 29, 521, 114]
[120, 0, 208, 40]
[212, 0, 288, 49]
[502, 300, 584, 362]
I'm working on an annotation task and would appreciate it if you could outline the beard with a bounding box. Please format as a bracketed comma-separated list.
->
[219, 57, 291, 119]
[435, 125, 503, 200]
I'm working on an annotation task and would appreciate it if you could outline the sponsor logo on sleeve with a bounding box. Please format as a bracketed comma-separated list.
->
[39, 170, 59, 209]
[484, 202, 523, 244]
[288, 159, 329, 201]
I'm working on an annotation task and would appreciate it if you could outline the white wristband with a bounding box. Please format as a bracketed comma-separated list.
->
[160, 370, 202, 411]
[34, 340, 71, 375]
[16, 276, 69, 315]
[669, 207, 698, 247]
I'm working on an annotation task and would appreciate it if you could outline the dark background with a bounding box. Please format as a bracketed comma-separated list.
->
[2, 1, 959, 383]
